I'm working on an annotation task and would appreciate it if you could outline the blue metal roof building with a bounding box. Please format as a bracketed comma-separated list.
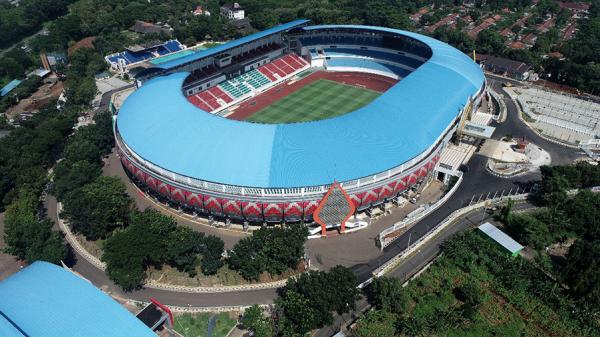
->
[116, 25, 484, 189]
[0, 262, 156, 337]
[1, 79, 22, 97]
[154, 19, 310, 69]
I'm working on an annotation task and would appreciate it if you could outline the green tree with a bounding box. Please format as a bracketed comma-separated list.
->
[164, 226, 205, 276]
[103, 209, 176, 289]
[275, 289, 320, 335]
[227, 235, 264, 280]
[129, 209, 177, 266]
[62, 176, 132, 240]
[3, 189, 68, 264]
[353, 309, 397, 337]
[228, 225, 308, 280]
[102, 226, 148, 290]
[200, 235, 224, 275]
[368, 277, 410, 315]
[242, 305, 274, 337]
[276, 266, 358, 334]
[52, 160, 102, 200]
[455, 280, 484, 308]
[506, 213, 551, 250]
[562, 239, 600, 309]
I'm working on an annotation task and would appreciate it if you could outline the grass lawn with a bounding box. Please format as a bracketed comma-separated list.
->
[174, 312, 237, 337]
[245, 79, 380, 124]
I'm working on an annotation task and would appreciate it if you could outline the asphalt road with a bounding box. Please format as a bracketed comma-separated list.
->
[348, 76, 581, 285]
[313, 75, 583, 336]
[36, 75, 580, 310]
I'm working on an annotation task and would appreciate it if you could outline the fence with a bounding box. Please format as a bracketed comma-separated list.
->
[488, 89, 507, 122]
[373, 192, 529, 277]
[56, 202, 288, 294]
[378, 172, 463, 249]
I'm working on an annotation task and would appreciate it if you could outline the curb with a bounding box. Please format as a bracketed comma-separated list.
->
[378, 173, 463, 249]
[503, 89, 580, 149]
[56, 202, 287, 293]
[373, 193, 528, 277]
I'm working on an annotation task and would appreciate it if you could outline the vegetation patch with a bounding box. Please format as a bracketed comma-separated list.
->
[174, 312, 237, 337]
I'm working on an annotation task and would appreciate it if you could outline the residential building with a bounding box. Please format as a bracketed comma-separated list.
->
[221, 3, 245, 21]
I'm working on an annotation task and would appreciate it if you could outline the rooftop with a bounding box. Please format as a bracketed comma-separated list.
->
[117, 25, 484, 188]
[0, 262, 156, 337]
[154, 19, 309, 69]
[1, 79, 22, 97]
[478, 222, 524, 255]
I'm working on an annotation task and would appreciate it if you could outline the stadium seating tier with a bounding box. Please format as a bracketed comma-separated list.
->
[187, 54, 308, 112]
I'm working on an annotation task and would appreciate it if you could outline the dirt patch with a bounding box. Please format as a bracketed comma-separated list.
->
[5, 80, 64, 119]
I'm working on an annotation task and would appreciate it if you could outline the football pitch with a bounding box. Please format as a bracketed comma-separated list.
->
[245, 79, 381, 124]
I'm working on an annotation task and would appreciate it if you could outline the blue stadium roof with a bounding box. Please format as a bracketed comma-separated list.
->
[155, 19, 310, 69]
[117, 25, 484, 189]
[0, 261, 156, 337]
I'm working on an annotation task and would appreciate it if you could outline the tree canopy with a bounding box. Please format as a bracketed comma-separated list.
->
[62, 175, 133, 240]
[228, 225, 308, 280]
[3, 189, 68, 264]
[276, 266, 359, 335]
[102, 208, 225, 289]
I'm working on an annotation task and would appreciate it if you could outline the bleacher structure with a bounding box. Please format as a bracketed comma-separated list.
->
[515, 87, 600, 142]
[106, 40, 184, 72]
[187, 54, 309, 113]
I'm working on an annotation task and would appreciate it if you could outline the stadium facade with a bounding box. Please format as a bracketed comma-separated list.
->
[114, 20, 485, 223]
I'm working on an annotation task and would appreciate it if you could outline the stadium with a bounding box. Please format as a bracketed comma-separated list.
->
[114, 20, 485, 224]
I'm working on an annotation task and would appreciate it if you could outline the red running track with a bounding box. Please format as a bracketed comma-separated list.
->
[226, 71, 398, 121]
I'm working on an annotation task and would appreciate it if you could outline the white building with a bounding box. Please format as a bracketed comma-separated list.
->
[221, 3, 245, 21]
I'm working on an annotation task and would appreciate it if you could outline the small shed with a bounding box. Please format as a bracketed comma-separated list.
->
[478, 222, 524, 257]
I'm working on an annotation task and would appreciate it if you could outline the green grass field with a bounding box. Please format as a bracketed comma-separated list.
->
[173, 313, 237, 337]
[245, 79, 380, 124]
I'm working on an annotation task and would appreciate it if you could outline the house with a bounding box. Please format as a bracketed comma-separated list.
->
[192, 5, 210, 16]
[537, 18, 555, 33]
[40, 52, 66, 71]
[230, 17, 252, 34]
[500, 28, 514, 38]
[559, 2, 590, 13]
[426, 13, 459, 33]
[130, 20, 172, 36]
[409, 6, 430, 22]
[220, 2, 245, 21]
[564, 22, 578, 39]
[547, 51, 565, 60]
[522, 33, 537, 45]
[509, 41, 526, 50]
[478, 222, 524, 257]
[477, 54, 533, 81]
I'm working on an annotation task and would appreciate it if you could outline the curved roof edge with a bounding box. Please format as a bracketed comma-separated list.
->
[156, 19, 310, 69]
[117, 25, 485, 188]
[0, 261, 156, 337]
